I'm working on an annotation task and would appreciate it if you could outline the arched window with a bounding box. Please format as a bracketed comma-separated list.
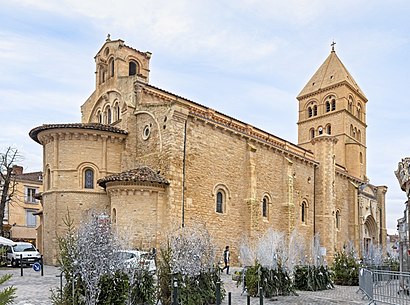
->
[325, 95, 336, 113]
[129, 61, 138, 76]
[336, 210, 340, 229]
[348, 96, 353, 113]
[310, 128, 315, 139]
[350, 125, 354, 137]
[326, 124, 331, 135]
[301, 201, 306, 223]
[112, 208, 117, 224]
[84, 168, 94, 189]
[318, 126, 323, 135]
[308, 107, 313, 118]
[358, 130, 361, 142]
[357, 103, 362, 120]
[109, 58, 114, 77]
[107, 107, 112, 124]
[216, 191, 224, 213]
[262, 197, 268, 218]
[114, 103, 120, 121]
[46, 168, 51, 190]
[313, 105, 318, 116]
[360, 152, 363, 164]
[354, 127, 357, 139]
[97, 111, 102, 124]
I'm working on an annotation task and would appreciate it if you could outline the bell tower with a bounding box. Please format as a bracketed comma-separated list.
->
[296, 43, 367, 180]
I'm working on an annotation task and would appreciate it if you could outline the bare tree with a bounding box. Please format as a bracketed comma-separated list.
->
[0, 147, 20, 237]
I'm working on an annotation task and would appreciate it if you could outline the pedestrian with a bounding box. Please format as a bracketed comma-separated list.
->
[221, 245, 230, 275]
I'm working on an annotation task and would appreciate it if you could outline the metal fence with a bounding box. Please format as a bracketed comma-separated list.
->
[359, 268, 410, 304]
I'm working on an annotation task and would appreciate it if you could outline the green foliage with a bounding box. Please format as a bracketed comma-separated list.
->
[331, 248, 360, 285]
[51, 210, 85, 305]
[384, 256, 400, 271]
[157, 243, 223, 305]
[174, 269, 223, 305]
[129, 270, 156, 305]
[244, 264, 259, 297]
[97, 271, 129, 305]
[243, 262, 296, 297]
[294, 265, 333, 291]
[157, 244, 172, 305]
[0, 274, 17, 305]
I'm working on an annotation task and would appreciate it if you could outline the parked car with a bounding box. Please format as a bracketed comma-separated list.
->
[116, 250, 156, 274]
[5, 242, 41, 267]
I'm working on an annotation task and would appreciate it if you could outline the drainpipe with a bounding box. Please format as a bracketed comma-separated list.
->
[181, 119, 187, 228]
[313, 164, 317, 235]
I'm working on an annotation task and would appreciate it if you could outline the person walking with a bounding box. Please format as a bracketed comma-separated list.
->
[222, 245, 230, 275]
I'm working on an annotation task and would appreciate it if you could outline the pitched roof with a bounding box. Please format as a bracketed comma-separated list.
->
[297, 50, 366, 100]
[14, 171, 43, 183]
[97, 166, 170, 188]
[29, 123, 128, 144]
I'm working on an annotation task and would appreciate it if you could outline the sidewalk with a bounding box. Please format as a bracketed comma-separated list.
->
[0, 265, 374, 305]
[0, 265, 62, 305]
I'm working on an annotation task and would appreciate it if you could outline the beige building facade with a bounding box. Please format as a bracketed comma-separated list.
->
[2, 165, 42, 246]
[30, 38, 387, 265]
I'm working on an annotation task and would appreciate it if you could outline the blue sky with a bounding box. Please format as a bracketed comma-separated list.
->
[1, 0, 410, 234]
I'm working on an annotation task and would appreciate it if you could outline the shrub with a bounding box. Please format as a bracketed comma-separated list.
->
[242, 262, 296, 297]
[0, 274, 17, 305]
[294, 265, 333, 291]
[331, 248, 360, 285]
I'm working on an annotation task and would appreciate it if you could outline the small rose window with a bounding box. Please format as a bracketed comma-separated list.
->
[142, 125, 151, 140]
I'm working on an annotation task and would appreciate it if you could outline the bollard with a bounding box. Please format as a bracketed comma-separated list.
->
[228, 292, 231, 305]
[216, 281, 221, 305]
[20, 254, 23, 276]
[247, 295, 250, 305]
[259, 286, 263, 305]
[172, 279, 178, 305]
[40, 255, 44, 276]
[56, 271, 63, 301]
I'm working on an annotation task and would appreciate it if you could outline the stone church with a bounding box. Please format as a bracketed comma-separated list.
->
[30, 38, 387, 265]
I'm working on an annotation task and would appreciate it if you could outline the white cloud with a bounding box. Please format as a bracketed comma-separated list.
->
[3, 0, 410, 234]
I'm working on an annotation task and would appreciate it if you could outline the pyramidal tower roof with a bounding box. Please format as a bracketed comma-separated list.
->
[297, 45, 366, 100]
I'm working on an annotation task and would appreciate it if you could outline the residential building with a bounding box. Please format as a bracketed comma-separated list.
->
[2, 165, 42, 246]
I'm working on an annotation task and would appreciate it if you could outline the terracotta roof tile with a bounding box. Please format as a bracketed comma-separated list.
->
[98, 166, 169, 188]
[29, 123, 128, 143]
[14, 171, 43, 183]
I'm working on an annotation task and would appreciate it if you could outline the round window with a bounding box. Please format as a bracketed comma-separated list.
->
[142, 125, 151, 140]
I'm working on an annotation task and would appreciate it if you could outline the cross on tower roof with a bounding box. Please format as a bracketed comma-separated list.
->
[331, 41, 336, 52]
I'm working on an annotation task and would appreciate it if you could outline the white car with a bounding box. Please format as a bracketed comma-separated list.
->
[116, 250, 156, 274]
[5, 242, 41, 267]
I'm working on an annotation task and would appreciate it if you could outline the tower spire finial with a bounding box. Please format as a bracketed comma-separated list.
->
[331, 40, 336, 52]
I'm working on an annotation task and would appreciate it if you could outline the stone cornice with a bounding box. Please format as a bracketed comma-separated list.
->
[34, 128, 127, 145]
[42, 189, 106, 195]
[335, 168, 363, 184]
[297, 81, 368, 103]
[98, 166, 169, 188]
[106, 181, 168, 192]
[30, 123, 128, 144]
[311, 134, 338, 145]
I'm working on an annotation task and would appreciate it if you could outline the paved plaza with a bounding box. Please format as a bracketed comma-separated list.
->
[0, 265, 379, 305]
